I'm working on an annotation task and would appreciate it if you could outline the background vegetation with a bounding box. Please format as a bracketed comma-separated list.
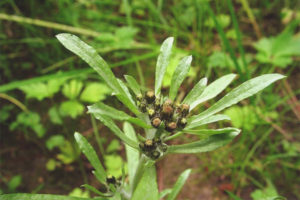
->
[0, 0, 299, 199]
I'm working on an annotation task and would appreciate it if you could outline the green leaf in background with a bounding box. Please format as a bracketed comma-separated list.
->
[80, 82, 110, 103]
[90, 114, 139, 149]
[104, 154, 126, 178]
[166, 169, 191, 200]
[183, 77, 207, 105]
[106, 139, 121, 153]
[123, 122, 139, 186]
[18, 79, 65, 101]
[251, 181, 286, 200]
[7, 175, 22, 192]
[190, 74, 285, 125]
[9, 112, 45, 138]
[68, 188, 90, 198]
[132, 166, 159, 200]
[46, 159, 57, 171]
[0, 194, 92, 200]
[124, 75, 141, 96]
[48, 106, 63, 125]
[167, 131, 240, 154]
[205, 14, 231, 28]
[155, 37, 174, 96]
[87, 102, 150, 128]
[56, 140, 79, 164]
[169, 55, 192, 101]
[74, 132, 107, 184]
[46, 135, 65, 150]
[62, 79, 83, 100]
[189, 74, 236, 111]
[59, 100, 84, 118]
[56, 33, 122, 94]
[186, 114, 230, 130]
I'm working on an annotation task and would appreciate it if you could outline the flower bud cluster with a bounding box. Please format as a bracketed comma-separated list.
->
[139, 138, 167, 160]
[136, 91, 190, 132]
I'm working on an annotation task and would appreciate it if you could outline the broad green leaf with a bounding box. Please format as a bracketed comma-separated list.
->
[87, 102, 150, 128]
[59, 100, 84, 119]
[124, 75, 141, 95]
[185, 114, 230, 130]
[91, 114, 139, 149]
[167, 131, 240, 154]
[132, 166, 159, 200]
[123, 122, 139, 186]
[190, 74, 285, 124]
[0, 194, 91, 200]
[74, 132, 106, 184]
[56, 34, 122, 93]
[169, 55, 192, 100]
[185, 127, 240, 137]
[183, 77, 207, 105]
[46, 135, 65, 150]
[80, 82, 110, 103]
[116, 79, 139, 115]
[62, 79, 83, 100]
[166, 169, 191, 200]
[155, 37, 174, 96]
[189, 74, 236, 110]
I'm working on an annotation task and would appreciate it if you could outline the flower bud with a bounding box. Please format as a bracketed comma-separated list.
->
[151, 117, 161, 128]
[145, 91, 155, 104]
[165, 121, 177, 132]
[154, 97, 161, 110]
[138, 101, 147, 112]
[136, 93, 143, 102]
[164, 99, 173, 106]
[178, 117, 187, 128]
[161, 104, 173, 119]
[147, 108, 155, 118]
[181, 104, 190, 116]
[151, 150, 160, 159]
[159, 144, 168, 152]
[106, 175, 116, 184]
[144, 139, 156, 150]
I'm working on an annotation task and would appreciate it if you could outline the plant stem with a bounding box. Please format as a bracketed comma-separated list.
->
[0, 93, 29, 112]
[131, 155, 147, 195]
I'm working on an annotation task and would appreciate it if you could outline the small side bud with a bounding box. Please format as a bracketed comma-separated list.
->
[181, 104, 190, 116]
[106, 175, 116, 184]
[138, 101, 147, 112]
[159, 144, 168, 152]
[151, 150, 161, 159]
[145, 91, 155, 104]
[136, 93, 143, 102]
[147, 108, 156, 118]
[178, 117, 187, 128]
[151, 117, 161, 128]
[144, 139, 155, 150]
[165, 121, 177, 132]
[154, 97, 161, 110]
[161, 105, 174, 119]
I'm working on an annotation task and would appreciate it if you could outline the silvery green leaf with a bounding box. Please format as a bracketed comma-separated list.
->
[166, 169, 191, 200]
[124, 75, 141, 96]
[185, 114, 230, 129]
[182, 77, 207, 105]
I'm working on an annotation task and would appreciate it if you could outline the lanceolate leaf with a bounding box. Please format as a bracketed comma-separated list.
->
[167, 131, 240, 154]
[166, 169, 192, 200]
[123, 122, 139, 186]
[0, 194, 94, 200]
[56, 34, 122, 93]
[74, 132, 106, 184]
[155, 37, 174, 96]
[87, 103, 150, 128]
[92, 114, 139, 149]
[183, 77, 207, 105]
[189, 74, 236, 111]
[186, 114, 230, 129]
[132, 166, 159, 200]
[116, 79, 139, 115]
[169, 55, 192, 100]
[124, 75, 141, 95]
[190, 74, 285, 124]
[185, 127, 240, 137]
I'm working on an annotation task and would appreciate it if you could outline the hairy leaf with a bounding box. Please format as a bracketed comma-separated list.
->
[185, 127, 240, 137]
[183, 77, 207, 105]
[186, 114, 230, 129]
[167, 169, 191, 200]
[124, 75, 141, 95]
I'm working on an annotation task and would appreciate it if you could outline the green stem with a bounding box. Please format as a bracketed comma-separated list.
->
[0, 93, 29, 112]
[131, 155, 148, 195]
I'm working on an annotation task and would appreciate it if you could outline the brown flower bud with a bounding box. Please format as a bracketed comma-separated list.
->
[161, 105, 173, 119]
[106, 175, 116, 184]
[151, 117, 161, 128]
[181, 104, 190, 116]
[164, 99, 173, 106]
[165, 121, 177, 132]
[145, 91, 155, 104]
[144, 139, 156, 150]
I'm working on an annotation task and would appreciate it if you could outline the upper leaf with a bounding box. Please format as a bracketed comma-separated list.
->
[183, 77, 207, 105]
[124, 75, 141, 96]
[189, 74, 285, 125]
[169, 55, 192, 100]
[166, 169, 191, 200]
[155, 37, 174, 96]
[74, 132, 106, 184]
[185, 114, 230, 130]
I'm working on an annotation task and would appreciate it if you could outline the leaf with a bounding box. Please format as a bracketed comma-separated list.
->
[74, 132, 106, 184]
[0, 194, 92, 200]
[69, 188, 90, 198]
[186, 114, 230, 130]
[90, 114, 139, 149]
[155, 37, 174, 96]
[59, 100, 84, 119]
[132, 166, 159, 200]
[116, 79, 139, 115]
[159, 189, 172, 199]
[169, 55, 192, 100]
[81, 184, 113, 197]
[62, 79, 83, 100]
[104, 154, 126, 178]
[87, 102, 150, 128]
[46, 135, 65, 150]
[184, 127, 241, 137]
[7, 175, 22, 192]
[80, 82, 110, 103]
[183, 77, 207, 105]
[124, 75, 141, 95]
[167, 131, 240, 154]
[123, 122, 139, 186]
[48, 106, 63, 125]
[166, 169, 191, 200]
[189, 74, 236, 111]
[189, 74, 285, 124]
[56, 34, 122, 94]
